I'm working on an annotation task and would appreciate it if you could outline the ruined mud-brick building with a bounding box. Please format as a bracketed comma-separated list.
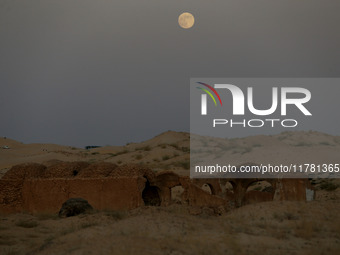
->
[0, 162, 315, 214]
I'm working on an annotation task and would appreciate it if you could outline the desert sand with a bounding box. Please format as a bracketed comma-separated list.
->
[2, 130, 340, 177]
[0, 131, 340, 254]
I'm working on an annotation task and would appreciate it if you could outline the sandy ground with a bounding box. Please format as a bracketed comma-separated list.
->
[0, 189, 339, 255]
[1, 131, 340, 254]
[0, 131, 191, 178]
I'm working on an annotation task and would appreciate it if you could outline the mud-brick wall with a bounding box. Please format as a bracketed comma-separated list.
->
[0, 180, 24, 213]
[180, 179, 228, 208]
[274, 179, 315, 201]
[1, 177, 145, 213]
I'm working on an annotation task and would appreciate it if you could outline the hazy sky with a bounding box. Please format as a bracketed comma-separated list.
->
[1, 0, 339, 147]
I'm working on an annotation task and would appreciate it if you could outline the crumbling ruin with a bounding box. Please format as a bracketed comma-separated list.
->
[0, 162, 315, 214]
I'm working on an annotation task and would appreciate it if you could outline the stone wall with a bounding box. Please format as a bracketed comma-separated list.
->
[0, 180, 24, 213]
[0, 162, 316, 214]
[0, 177, 145, 213]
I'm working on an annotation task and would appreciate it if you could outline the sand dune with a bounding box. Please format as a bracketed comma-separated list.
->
[1, 130, 340, 178]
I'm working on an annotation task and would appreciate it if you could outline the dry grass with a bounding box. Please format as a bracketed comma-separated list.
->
[135, 154, 143, 160]
[103, 210, 126, 220]
[15, 220, 38, 228]
[35, 213, 59, 221]
[294, 220, 316, 239]
[162, 155, 170, 161]
[0, 235, 16, 246]
[320, 181, 339, 191]
[1, 192, 340, 255]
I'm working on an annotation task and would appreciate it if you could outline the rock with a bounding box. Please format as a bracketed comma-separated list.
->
[201, 207, 214, 216]
[214, 205, 227, 215]
[58, 198, 93, 218]
[188, 206, 202, 215]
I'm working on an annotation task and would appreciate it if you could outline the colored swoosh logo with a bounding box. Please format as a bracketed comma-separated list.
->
[196, 82, 223, 106]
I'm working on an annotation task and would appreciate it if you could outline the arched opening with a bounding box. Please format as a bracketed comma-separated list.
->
[223, 181, 235, 200]
[245, 180, 274, 204]
[142, 178, 161, 206]
[225, 181, 234, 193]
[201, 183, 213, 195]
[246, 180, 273, 193]
[171, 185, 184, 203]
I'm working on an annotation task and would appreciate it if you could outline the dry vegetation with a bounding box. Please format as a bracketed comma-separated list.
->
[0, 189, 339, 255]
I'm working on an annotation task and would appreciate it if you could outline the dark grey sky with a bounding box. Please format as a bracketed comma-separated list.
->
[1, 0, 339, 147]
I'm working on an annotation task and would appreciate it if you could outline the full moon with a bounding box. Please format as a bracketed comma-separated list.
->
[178, 12, 195, 29]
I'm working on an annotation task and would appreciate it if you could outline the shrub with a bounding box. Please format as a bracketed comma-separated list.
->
[319, 141, 332, 146]
[135, 146, 151, 151]
[115, 150, 129, 156]
[135, 154, 143, 160]
[16, 220, 38, 228]
[320, 182, 338, 191]
[181, 147, 190, 152]
[170, 143, 179, 150]
[104, 211, 126, 220]
[80, 222, 98, 229]
[179, 161, 190, 170]
[294, 142, 311, 147]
